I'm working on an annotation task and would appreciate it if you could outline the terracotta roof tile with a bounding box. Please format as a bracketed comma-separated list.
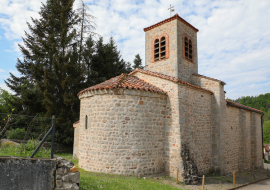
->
[77, 74, 167, 96]
[73, 120, 80, 127]
[143, 14, 199, 32]
[226, 100, 264, 114]
[129, 69, 213, 94]
[193, 73, 226, 85]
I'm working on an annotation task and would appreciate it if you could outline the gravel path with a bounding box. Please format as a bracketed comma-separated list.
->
[237, 178, 270, 190]
[149, 167, 270, 190]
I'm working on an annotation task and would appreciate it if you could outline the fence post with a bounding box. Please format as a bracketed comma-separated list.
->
[176, 168, 178, 184]
[50, 115, 55, 159]
[202, 175, 205, 190]
[30, 126, 53, 158]
[267, 168, 268, 177]
[233, 171, 235, 187]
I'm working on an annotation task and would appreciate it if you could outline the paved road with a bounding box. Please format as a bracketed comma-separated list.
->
[238, 178, 270, 190]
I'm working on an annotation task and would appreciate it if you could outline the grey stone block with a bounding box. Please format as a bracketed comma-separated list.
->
[62, 172, 80, 183]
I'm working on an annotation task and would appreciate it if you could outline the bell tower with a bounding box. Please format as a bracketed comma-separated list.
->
[144, 14, 199, 84]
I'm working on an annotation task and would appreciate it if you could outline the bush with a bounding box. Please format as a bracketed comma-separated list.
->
[6, 128, 26, 140]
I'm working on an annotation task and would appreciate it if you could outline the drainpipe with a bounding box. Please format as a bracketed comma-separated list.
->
[261, 113, 264, 163]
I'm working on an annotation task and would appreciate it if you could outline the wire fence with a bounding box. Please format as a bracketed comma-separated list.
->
[0, 113, 55, 158]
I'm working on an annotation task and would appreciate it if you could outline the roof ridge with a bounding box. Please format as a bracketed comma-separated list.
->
[193, 73, 226, 85]
[77, 73, 167, 96]
[226, 100, 264, 114]
[129, 69, 213, 94]
[143, 14, 199, 32]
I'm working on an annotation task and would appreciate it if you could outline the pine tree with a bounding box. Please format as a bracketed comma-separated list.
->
[5, 0, 84, 144]
[81, 35, 104, 88]
[133, 54, 144, 70]
[125, 62, 133, 73]
[76, 0, 97, 66]
[91, 37, 127, 80]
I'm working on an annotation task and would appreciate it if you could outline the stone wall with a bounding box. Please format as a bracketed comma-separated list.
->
[177, 19, 198, 84]
[194, 75, 227, 174]
[132, 72, 213, 181]
[0, 157, 56, 190]
[178, 85, 212, 177]
[55, 156, 80, 190]
[0, 156, 80, 190]
[132, 72, 181, 177]
[73, 122, 80, 159]
[145, 20, 178, 78]
[224, 106, 263, 173]
[74, 71, 263, 182]
[78, 89, 167, 176]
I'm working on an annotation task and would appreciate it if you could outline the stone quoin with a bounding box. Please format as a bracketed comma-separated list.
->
[73, 14, 263, 184]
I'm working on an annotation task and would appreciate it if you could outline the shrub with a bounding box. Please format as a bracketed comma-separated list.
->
[6, 128, 26, 140]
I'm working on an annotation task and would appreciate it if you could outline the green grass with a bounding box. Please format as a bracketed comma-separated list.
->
[56, 153, 183, 190]
[0, 140, 50, 157]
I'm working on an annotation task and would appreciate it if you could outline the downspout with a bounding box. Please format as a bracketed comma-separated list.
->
[261, 113, 264, 163]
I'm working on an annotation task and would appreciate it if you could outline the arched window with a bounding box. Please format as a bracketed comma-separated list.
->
[154, 39, 159, 60]
[85, 115, 88, 129]
[184, 37, 193, 62]
[160, 37, 166, 59]
[151, 34, 169, 62]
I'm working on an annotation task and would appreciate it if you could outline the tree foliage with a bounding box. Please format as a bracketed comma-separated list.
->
[0, 88, 17, 113]
[4, 0, 137, 145]
[133, 54, 144, 70]
[5, 0, 84, 144]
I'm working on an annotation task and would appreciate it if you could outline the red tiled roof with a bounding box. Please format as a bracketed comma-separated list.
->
[193, 73, 226, 85]
[73, 120, 80, 127]
[77, 74, 167, 96]
[226, 100, 264, 114]
[73, 120, 79, 124]
[129, 69, 213, 94]
[143, 14, 199, 32]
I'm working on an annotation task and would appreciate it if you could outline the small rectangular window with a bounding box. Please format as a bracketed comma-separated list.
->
[85, 115, 88, 129]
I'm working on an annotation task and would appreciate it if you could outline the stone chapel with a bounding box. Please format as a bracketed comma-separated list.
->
[73, 14, 263, 183]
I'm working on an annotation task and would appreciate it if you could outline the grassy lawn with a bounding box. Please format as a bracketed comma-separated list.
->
[56, 153, 184, 190]
[0, 142, 185, 190]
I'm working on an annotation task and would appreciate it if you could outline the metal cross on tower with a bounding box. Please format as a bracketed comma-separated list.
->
[168, 4, 175, 17]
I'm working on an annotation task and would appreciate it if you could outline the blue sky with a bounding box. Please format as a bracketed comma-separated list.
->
[0, 0, 270, 99]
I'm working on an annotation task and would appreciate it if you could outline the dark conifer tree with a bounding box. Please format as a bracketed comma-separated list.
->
[5, 0, 84, 144]
[133, 54, 144, 70]
[125, 62, 133, 73]
[81, 35, 104, 88]
[91, 37, 127, 80]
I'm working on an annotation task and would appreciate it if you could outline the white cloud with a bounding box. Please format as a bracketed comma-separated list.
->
[0, 83, 13, 94]
[0, 69, 5, 73]
[0, 0, 270, 99]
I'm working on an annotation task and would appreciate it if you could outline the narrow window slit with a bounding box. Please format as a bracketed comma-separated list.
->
[85, 115, 88, 129]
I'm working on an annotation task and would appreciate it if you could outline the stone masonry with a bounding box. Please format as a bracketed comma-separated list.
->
[77, 89, 167, 176]
[73, 14, 263, 183]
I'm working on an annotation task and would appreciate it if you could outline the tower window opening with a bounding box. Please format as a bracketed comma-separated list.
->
[160, 37, 166, 59]
[152, 34, 169, 62]
[184, 37, 193, 62]
[154, 39, 159, 60]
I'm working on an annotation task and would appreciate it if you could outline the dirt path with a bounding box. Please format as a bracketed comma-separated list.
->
[238, 178, 270, 190]
[148, 168, 270, 190]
